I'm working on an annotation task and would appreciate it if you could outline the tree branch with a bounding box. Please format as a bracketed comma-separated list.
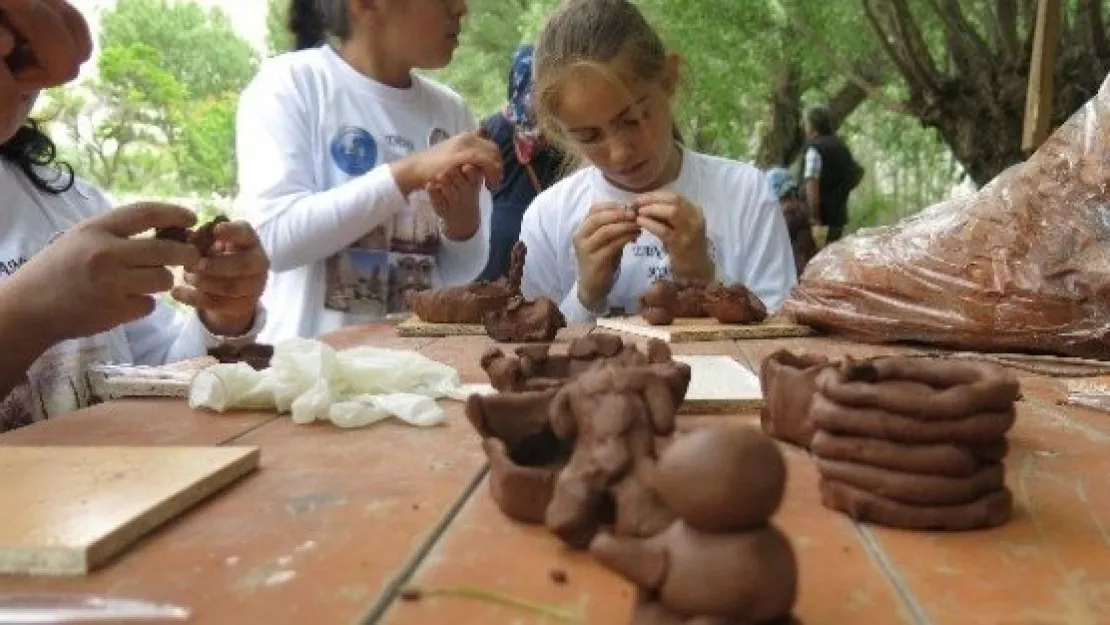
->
[1084, 0, 1108, 58]
[928, 0, 998, 69]
[996, 0, 1021, 59]
[861, 0, 929, 93]
[879, 0, 947, 92]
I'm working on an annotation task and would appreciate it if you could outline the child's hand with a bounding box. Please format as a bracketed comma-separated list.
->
[632, 191, 715, 282]
[427, 163, 481, 241]
[6, 202, 200, 345]
[173, 220, 269, 337]
[573, 202, 641, 310]
[392, 130, 502, 196]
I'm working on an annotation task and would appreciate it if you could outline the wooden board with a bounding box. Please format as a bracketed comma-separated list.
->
[597, 315, 812, 343]
[395, 316, 486, 338]
[87, 357, 216, 400]
[675, 355, 762, 414]
[0, 445, 259, 576]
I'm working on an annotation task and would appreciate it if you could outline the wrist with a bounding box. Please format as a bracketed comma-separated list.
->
[390, 159, 421, 196]
[0, 275, 59, 351]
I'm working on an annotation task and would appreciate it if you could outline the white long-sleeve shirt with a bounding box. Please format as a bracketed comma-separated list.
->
[0, 162, 261, 431]
[520, 149, 797, 323]
[235, 45, 491, 342]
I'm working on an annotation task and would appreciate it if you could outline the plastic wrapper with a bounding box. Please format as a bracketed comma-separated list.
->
[786, 75, 1110, 358]
[189, 338, 493, 429]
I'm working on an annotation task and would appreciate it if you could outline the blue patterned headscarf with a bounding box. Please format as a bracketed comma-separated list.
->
[503, 44, 544, 164]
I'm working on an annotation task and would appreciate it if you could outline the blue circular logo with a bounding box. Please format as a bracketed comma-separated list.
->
[330, 126, 377, 176]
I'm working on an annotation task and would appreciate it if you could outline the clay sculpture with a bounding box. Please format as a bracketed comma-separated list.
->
[156, 215, 230, 256]
[483, 296, 567, 343]
[406, 241, 527, 324]
[811, 357, 1019, 530]
[640, 280, 769, 326]
[590, 426, 797, 624]
[545, 361, 692, 547]
[759, 350, 831, 449]
[207, 343, 275, 371]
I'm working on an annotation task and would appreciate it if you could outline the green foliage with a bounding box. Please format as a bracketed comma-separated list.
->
[266, 0, 294, 56]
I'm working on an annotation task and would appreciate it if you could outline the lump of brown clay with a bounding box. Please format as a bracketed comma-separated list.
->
[590, 425, 796, 623]
[815, 458, 1005, 506]
[808, 393, 1016, 445]
[704, 283, 768, 324]
[207, 342, 274, 370]
[819, 479, 1013, 531]
[406, 281, 513, 325]
[759, 351, 830, 449]
[546, 362, 691, 548]
[639, 279, 769, 326]
[641, 281, 678, 326]
[483, 296, 567, 343]
[809, 430, 1007, 478]
[155, 215, 229, 256]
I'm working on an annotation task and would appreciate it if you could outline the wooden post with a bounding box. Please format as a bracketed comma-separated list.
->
[1022, 0, 1063, 152]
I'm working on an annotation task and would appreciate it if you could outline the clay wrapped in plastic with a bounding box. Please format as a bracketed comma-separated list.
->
[785, 75, 1110, 358]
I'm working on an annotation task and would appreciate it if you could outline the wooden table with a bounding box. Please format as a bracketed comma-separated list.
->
[2, 324, 1109, 625]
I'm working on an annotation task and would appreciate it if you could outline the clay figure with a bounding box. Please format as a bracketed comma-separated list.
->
[483, 296, 567, 343]
[640, 279, 769, 326]
[406, 242, 527, 324]
[590, 426, 797, 623]
[207, 342, 274, 370]
[704, 283, 768, 325]
[545, 362, 691, 548]
[759, 351, 830, 449]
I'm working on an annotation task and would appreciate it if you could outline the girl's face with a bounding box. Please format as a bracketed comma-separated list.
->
[551, 59, 680, 192]
[368, 0, 467, 71]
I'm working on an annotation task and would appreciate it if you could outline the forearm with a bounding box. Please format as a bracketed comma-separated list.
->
[805, 180, 821, 219]
[0, 279, 54, 400]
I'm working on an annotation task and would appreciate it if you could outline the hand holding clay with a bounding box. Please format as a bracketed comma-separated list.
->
[427, 163, 482, 241]
[5, 202, 200, 344]
[573, 202, 641, 309]
[632, 191, 714, 283]
[173, 218, 270, 338]
[391, 130, 502, 196]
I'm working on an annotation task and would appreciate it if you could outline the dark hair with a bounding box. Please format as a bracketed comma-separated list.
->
[289, 0, 347, 51]
[805, 105, 833, 136]
[0, 121, 74, 195]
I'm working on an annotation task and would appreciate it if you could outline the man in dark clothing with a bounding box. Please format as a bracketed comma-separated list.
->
[478, 45, 565, 281]
[801, 105, 864, 244]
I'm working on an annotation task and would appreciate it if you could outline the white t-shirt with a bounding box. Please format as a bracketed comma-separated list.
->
[235, 45, 492, 343]
[520, 149, 798, 323]
[0, 161, 257, 432]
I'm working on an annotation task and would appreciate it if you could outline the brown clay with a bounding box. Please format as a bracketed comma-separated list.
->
[483, 296, 567, 343]
[207, 343, 274, 370]
[651, 426, 786, 532]
[809, 393, 1016, 445]
[465, 390, 556, 451]
[545, 363, 691, 547]
[592, 525, 797, 623]
[809, 430, 1008, 477]
[641, 281, 679, 326]
[484, 438, 564, 524]
[819, 479, 1013, 531]
[481, 337, 674, 395]
[155, 215, 229, 256]
[704, 283, 768, 325]
[815, 458, 1005, 506]
[407, 241, 528, 324]
[759, 351, 830, 449]
[819, 359, 1021, 420]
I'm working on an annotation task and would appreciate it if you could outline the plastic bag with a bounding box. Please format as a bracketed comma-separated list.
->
[786, 75, 1110, 359]
[189, 338, 493, 428]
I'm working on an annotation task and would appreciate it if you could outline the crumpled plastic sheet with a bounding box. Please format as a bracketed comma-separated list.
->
[786, 74, 1110, 359]
[189, 338, 494, 429]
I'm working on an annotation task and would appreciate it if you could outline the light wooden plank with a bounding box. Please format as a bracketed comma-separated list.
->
[1022, 0, 1063, 152]
[597, 315, 812, 343]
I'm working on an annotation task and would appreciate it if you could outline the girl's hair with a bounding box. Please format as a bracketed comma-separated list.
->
[0, 121, 74, 195]
[288, 0, 346, 51]
[533, 0, 669, 149]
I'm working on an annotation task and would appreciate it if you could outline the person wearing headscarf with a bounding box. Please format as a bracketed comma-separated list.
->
[478, 44, 566, 281]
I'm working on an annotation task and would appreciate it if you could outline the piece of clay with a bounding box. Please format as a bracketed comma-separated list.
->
[815, 458, 1005, 506]
[704, 283, 768, 325]
[207, 343, 274, 370]
[154, 226, 189, 244]
[641, 281, 679, 326]
[809, 393, 1016, 445]
[484, 437, 564, 524]
[188, 215, 229, 255]
[545, 363, 690, 547]
[819, 358, 1021, 420]
[407, 281, 514, 325]
[465, 389, 557, 452]
[651, 426, 785, 532]
[810, 430, 1007, 477]
[483, 296, 567, 343]
[819, 479, 1013, 531]
[759, 351, 830, 449]
[592, 525, 797, 623]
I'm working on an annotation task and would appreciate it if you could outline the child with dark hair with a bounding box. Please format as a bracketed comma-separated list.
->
[519, 0, 796, 322]
[0, 1, 270, 431]
[236, 0, 501, 341]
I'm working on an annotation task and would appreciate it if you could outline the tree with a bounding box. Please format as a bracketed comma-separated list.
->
[266, 0, 294, 56]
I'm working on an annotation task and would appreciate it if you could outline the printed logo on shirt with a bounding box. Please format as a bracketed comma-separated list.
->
[384, 135, 415, 153]
[0, 255, 28, 277]
[330, 126, 378, 176]
[428, 128, 451, 147]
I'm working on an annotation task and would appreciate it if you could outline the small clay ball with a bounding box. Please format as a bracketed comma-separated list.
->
[653, 425, 787, 532]
[641, 281, 679, 310]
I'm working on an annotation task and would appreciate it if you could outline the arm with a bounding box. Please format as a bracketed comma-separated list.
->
[519, 195, 601, 323]
[740, 185, 799, 312]
[235, 68, 408, 273]
[123, 297, 265, 367]
[803, 147, 822, 221]
[0, 278, 55, 400]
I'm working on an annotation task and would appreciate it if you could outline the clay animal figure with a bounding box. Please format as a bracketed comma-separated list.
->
[545, 362, 692, 548]
[406, 241, 528, 324]
[483, 296, 567, 343]
[640, 280, 768, 326]
[591, 426, 797, 624]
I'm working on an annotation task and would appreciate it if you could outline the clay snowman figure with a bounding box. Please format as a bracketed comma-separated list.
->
[590, 426, 798, 624]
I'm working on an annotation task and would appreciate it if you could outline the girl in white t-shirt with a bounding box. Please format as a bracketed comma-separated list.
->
[519, 0, 797, 323]
[236, 0, 502, 342]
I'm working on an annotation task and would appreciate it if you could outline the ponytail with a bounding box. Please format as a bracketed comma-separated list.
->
[289, 0, 352, 51]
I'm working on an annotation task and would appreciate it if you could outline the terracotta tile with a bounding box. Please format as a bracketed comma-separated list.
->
[0, 402, 487, 625]
[854, 393, 1110, 624]
[0, 399, 275, 447]
[380, 473, 635, 625]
